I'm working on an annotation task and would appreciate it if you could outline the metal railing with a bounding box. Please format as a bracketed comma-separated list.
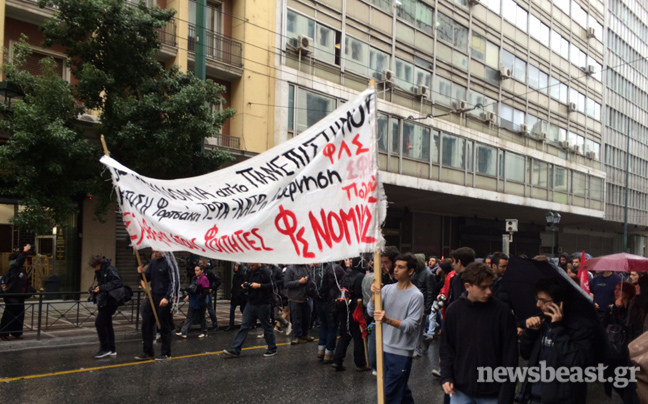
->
[0, 290, 198, 340]
[158, 17, 177, 47]
[212, 133, 240, 149]
[188, 24, 243, 68]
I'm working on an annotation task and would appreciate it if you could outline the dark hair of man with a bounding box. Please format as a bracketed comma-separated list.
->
[450, 247, 476, 267]
[534, 277, 571, 306]
[394, 253, 418, 273]
[88, 255, 105, 267]
[428, 256, 438, 262]
[491, 252, 509, 267]
[461, 262, 494, 286]
[381, 246, 400, 266]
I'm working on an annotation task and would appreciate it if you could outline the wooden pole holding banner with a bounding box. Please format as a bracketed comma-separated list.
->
[100, 135, 161, 330]
[373, 249, 385, 404]
[369, 74, 385, 404]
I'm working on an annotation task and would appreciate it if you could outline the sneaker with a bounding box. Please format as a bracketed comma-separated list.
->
[290, 338, 300, 345]
[285, 323, 292, 335]
[223, 349, 240, 358]
[263, 349, 277, 357]
[322, 353, 333, 364]
[94, 350, 112, 359]
[134, 353, 154, 361]
[431, 369, 442, 378]
[301, 335, 315, 343]
[256, 333, 264, 339]
[110, 351, 117, 357]
[317, 349, 325, 360]
[175, 332, 187, 339]
[198, 333, 208, 338]
[275, 327, 284, 333]
[372, 370, 377, 376]
[155, 355, 171, 361]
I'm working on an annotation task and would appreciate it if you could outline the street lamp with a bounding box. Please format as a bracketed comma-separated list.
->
[545, 211, 561, 257]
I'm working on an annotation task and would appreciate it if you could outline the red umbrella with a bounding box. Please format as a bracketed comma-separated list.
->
[579, 252, 648, 273]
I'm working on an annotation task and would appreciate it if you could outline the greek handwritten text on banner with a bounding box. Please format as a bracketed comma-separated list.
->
[100, 88, 386, 264]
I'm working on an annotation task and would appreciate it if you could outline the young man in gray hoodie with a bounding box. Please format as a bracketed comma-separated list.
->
[368, 252, 424, 404]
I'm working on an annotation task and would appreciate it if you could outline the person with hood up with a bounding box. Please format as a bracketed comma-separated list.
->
[177, 265, 211, 338]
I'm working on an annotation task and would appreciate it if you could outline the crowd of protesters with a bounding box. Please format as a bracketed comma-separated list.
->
[4, 245, 648, 404]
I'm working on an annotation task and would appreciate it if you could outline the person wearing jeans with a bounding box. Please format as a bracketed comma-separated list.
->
[368, 253, 424, 403]
[284, 264, 314, 344]
[223, 263, 277, 358]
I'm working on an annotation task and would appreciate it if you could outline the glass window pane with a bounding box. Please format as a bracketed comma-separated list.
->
[437, 14, 453, 44]
[378, 114, 388, 152]
[390, 118, 399, 154]
[513, 57, 526, 81]
[505, 152, 525, 183]
[431, 130, 440, 163]
[395, 59, 414, 91]
[397, 0, 416, 24]
[471, 32, 486, 61]
[502, 0, 516, 23]
[476, 144, 497, 176]
[435, 75, 452, 105]
[549, 77, 559, 100]
[554, 166, 568, 192]
[467, 141, 473, 171]
[345, 36, 369, 76]
[414, 67, 432, 88]
[485, 41, 499, 68]
[573, 171, 586, 196]
[501, 49, 514, 70]
[403, 122, 430, 161]
[286, 10, 315, 47]
[288, 85, 295, 131]
[513, 108, 525, 131]
[538, 70, 548, 93]
[590, 177, 603, 200]
[442, 133, 465, 169]
[370, 48, 390, 80]
[416, 1, 434, 34]
[296, 89, 336, 133]
[315, 24, 336, 64]
[532, 160, 548, 187]
[454, 24, 469, 50]
[528, 65, 539, 89]
[516, 6, 527, 32]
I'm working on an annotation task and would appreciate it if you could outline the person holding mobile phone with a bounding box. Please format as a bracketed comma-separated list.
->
[519, 277, 602, 404]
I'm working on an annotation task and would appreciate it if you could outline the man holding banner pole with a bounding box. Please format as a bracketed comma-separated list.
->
[369, 252, 423, 404]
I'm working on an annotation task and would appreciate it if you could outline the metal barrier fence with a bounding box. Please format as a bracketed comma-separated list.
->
[0, 290, 197, 341]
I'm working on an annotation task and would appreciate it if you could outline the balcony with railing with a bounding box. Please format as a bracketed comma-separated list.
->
[156, 17, 178, 61]
[188, 24, 243, 80]
[209, 133, 240, 150]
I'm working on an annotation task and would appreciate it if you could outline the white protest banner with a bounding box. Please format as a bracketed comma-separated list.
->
[100, 87, 386, 264]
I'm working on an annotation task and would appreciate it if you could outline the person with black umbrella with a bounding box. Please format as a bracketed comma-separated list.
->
[519, 277, 605, 404]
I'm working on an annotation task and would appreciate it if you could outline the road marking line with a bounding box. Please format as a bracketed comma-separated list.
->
[0, 339, 317, 383]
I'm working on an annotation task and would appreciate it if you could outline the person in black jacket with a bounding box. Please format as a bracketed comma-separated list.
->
[200, 258, 221, 331]
[225, 262, 247, 331]
[332, 256, 368, 371]
[440, 262, 518, 404]
[0, 244, 31, 341]
[89, 255, 124, 359]
[520, 277, 603, 404]
[135, 250, 177, 361]
[223, 263, 277, 357]
[412, 253, 436, 356]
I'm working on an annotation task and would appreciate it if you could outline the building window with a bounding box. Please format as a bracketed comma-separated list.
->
[590, 177, 603, 200]
[344, 36, 390, 79]
[403, 121, 431, 162]
[286, 10, 338, 65]
[502, 0, 528, 32]
[573, 171, 586, 196]
[501, 49, 526, 82]
[529, 15, 550, 47]
[378, 114, 389, 153]
[437, 14, 468, 51]
[442, 133, 465, 169]
[532, 160, 548, 188]
[476, 144, 497, 176]
[293, 88, 337, 135]
[505, 152, 525, 183]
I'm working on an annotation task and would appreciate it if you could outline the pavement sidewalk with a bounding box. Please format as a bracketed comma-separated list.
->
[0, 299, 240, 352]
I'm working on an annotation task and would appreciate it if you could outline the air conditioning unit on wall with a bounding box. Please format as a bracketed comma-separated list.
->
[297, 35, 313, 53]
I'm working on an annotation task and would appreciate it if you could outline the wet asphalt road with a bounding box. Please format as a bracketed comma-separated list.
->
[0, 327, 621, 404]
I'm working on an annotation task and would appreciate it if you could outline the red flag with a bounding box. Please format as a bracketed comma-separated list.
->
[352, 303, 368, 339]
[578, 251, 590, 294]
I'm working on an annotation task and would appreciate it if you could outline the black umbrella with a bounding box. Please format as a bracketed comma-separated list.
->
[502, 256, 593, 321]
